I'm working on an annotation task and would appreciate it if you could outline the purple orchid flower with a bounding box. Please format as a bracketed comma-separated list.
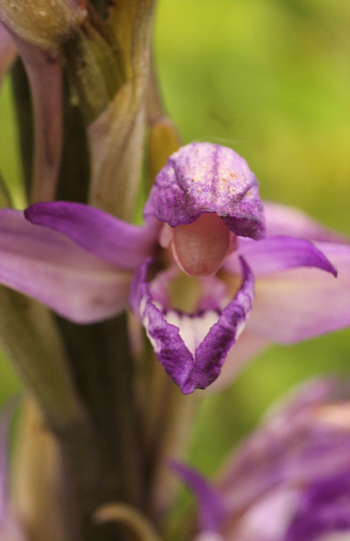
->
[175, 378, 350, 541]
[0, 143, 349, 393]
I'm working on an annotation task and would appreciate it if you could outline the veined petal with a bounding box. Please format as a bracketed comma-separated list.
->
[25, 202, 160, 270]
[144, 143, 265, 239]
[171, 461, 228, 533]
[0, 209, 131, 323]
[224, 235, 337, 277]
[264, 201, 348, 243]
[131, 257, 254, 394]
[247, 242, 350, 343]
[285, 471, 350, 541]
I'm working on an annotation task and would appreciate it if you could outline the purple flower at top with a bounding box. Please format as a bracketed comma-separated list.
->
[175, 378, 350, 541]
[144, 143, 265, 239]
[0, 143, 349, 393]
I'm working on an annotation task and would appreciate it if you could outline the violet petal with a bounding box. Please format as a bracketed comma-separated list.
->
[144, 142, 265, 239]
[264, 201, 348, 243]
[248, 242, 350, 343]
[224, 235, 337, 277]
[285, 471, 350, 541]
[25, 201, 160, 271]
[131, 257, 254, 394]
[170, 461, 228, 533]
[0, 209, 131, 323]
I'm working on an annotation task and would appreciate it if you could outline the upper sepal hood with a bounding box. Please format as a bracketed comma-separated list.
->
[144, 142, 266, 240]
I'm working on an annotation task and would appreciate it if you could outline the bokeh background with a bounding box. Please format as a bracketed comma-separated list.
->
[0, 0, 349, 478]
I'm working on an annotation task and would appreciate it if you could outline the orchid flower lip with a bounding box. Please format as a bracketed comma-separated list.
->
[131, 255, 254, 394]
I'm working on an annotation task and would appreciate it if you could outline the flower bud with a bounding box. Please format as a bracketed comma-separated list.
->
[0, 0, 87, 49]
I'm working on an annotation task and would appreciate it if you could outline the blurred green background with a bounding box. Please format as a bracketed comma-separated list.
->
[0, 0, 349, 477]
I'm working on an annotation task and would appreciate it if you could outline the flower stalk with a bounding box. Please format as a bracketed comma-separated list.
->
[6, 1, 157, 536]
[0, 290, 108, 539]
